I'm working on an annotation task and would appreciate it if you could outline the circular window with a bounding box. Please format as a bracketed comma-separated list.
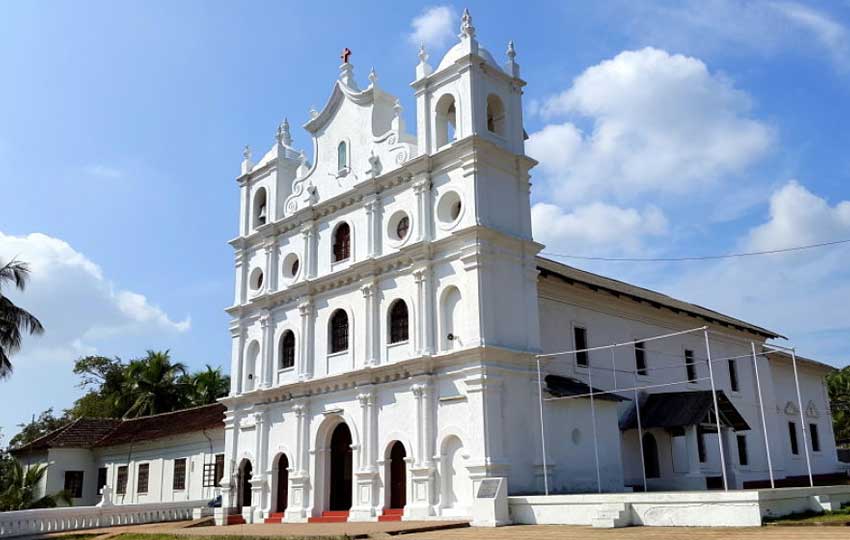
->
[249, 267, 264, 291]
[436, 190, 463, 229]
[387, 210, 413, 246]
[282, 253, 300, 280]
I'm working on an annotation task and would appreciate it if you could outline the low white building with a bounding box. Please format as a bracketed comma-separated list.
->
[11, 404, 226, 508]
[218, 8, 844, 526]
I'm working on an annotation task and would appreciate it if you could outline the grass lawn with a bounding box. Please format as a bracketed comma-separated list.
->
[765, 504, 850, 526]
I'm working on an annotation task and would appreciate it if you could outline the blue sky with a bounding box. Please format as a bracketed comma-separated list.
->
[2, 0, 849, 442]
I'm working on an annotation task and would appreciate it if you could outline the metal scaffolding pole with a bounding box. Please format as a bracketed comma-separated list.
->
[587, 357, 602, 493]
[750, 342, 774, 488]
[535, 356, 549, 495]
[633, 368, 647, 492]
[790, 348, 814, 487]
[704, 329, 728, 491]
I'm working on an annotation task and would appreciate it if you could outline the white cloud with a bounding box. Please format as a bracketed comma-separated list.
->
[527, 48, 774, 204]
[85, 164, 124, 179]
[408, 6, 457, 50]
[0, 231, 190, 367]
[532, 202, 668, 255]
[618, 0, 850, 72]
[666, 181, 850, 364]
[773, 2, 850, 70]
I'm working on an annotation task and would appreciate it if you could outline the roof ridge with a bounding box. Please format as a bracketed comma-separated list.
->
[11, 418, 77, 451]
[120, 402, 224, 422]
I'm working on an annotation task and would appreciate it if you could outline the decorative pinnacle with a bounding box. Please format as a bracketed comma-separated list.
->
[418, 43, 428, 64]
[459, 8, 475, 40]
[393, 98, 402, 117]
[242, 145, 251, 161]
[368, 66, 378, 86]
[507, 40, 516, 61]
[276, 118, 292, 146]
[309, 105, 318, 119]
[340, 47, 352, 64]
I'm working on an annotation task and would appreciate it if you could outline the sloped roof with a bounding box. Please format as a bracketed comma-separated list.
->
[537, 257, 782, 339]
[619, 390, 750, 432]
[11, 403, 225, 454]
[545, 374, 627, 402]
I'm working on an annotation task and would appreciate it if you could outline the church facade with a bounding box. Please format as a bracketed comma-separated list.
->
[220, 10, 843, 525]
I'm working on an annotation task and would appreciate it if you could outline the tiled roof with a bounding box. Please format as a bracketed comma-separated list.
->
[545, 374, 627, 402]
[619, 390, 750, 432]
[11, 403, 225, 454]
[94, 403, 225, 447]
[537, 257, 782, 339]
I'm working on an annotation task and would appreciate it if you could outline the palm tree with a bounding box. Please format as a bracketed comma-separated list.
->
[0, 259, 44, 379]
[124, 350, 188, 417]
[0, 461, 71, 510]
[189, 365, 230, 406]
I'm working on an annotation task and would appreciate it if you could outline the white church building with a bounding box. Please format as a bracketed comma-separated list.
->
[218, 9, 845, 526]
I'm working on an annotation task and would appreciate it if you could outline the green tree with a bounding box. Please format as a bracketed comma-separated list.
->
[9, 409, 70, 449]
[187, 364, 230, 406]
[827, 366, 850, 443]
[0, 461, 71, 510]
[68, 355, 131, 418]
[0, 259, 44, 379]
[124, 350, 188, 417]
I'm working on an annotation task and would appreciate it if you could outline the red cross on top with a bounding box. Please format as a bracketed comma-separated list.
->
[340, 47, 352, 64]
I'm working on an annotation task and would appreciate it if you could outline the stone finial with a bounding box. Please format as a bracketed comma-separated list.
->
[507, 40, 516, 61]
[242, 145, 252, 161]
[393, 98, 402, 116]
[368, 66, 378, 86]
[276, 118, 292, 146]
[309, 106, 319, 119]
[505, 40, 520, 78]
[416, 43, 433, 79]
[418, 43, 428, 64]
[459, 8, 476, 40]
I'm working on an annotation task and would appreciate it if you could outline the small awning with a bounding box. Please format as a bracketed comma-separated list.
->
[545, 374, 628, 402]
[620, 390, 750, 431]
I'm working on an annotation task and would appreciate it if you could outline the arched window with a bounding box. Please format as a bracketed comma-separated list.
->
[253, 187, 268, 228]
[642, 432, 660, 479]
[330, 309, 349, 353]
[333, 222, 351, 262]
[389, 300, 409, 344]
[435, 94, 457, 148]
[486, 94, 506, 136]
[280, 330, 295, 369]
[337, 141, 348, 171]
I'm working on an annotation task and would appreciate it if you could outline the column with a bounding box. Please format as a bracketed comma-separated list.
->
[407, 381, 436, 519]
[259, 311, 273, 389]
[215, 410, 239, 524]
[361, 280, 379, 366]
[251, 410, 269, 522]
[298, 298, 314, 380]
[301, 221, 317, 279]
[413, 265, 435, 356]
[285, 400, 311, 522]
[413, 177, 432, 242]
[234, 249, 247, 306]
[364, 194, 382, 257]
[229, 323, 245, 395]
[351, 390, 379, 521]
[264, 237, 279, 293]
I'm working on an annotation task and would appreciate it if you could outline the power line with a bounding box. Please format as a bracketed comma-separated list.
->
[542, 238, 850, 262]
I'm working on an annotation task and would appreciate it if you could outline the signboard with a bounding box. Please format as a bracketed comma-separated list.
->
[476, 478, 501, 499]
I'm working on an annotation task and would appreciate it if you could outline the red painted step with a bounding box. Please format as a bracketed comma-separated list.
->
[264, 512, 285, 524]
[378, 508, 404, 522]
[308, 510, 350, 523]
[226, 514, 246, 525]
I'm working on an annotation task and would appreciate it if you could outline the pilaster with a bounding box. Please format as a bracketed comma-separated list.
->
[405, 381, 436, 518]
[365, 194, 382, 258]
[259, 311, 273, 389]
[361, 280, 380, 367]
[301, 221, 317, 280]
[285, 400, 311, 522]
[412, 177, 432, 242]
[350, 390, 379, 521]
[229, 323, 245, 395]
[298, 298, 315, 380]
[413, 265, 435, 356]
[264, 237, 279, 293]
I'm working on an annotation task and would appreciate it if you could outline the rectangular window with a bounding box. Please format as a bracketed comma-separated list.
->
[697, 427, 707, 463]
[97, 467, 108, 494]
[204, 454, 226, 488]
[737, 434, 749, 466]
[685, 349, 697, 383]
[116, 466, 128, 495]
[728, 359, 739, 392]
[173, 458, 187, 490]
[788, 422, 799, 455]
[809, 423, 821, 452]
[634, 341, 647, 376]
[64, 470, 84, 498]
[574, 326, 588, 367]
[137, 463, 149, 493]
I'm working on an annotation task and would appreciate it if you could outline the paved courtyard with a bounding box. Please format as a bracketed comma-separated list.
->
[40, 520, 850, 540]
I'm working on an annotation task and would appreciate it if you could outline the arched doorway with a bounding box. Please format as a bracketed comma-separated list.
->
[388, 441, 406, 509]
[642, 433, 660, 479]
[237, 459, 253, 508]
[276, 455, 289, 513]
[329, 423, 353, 511]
